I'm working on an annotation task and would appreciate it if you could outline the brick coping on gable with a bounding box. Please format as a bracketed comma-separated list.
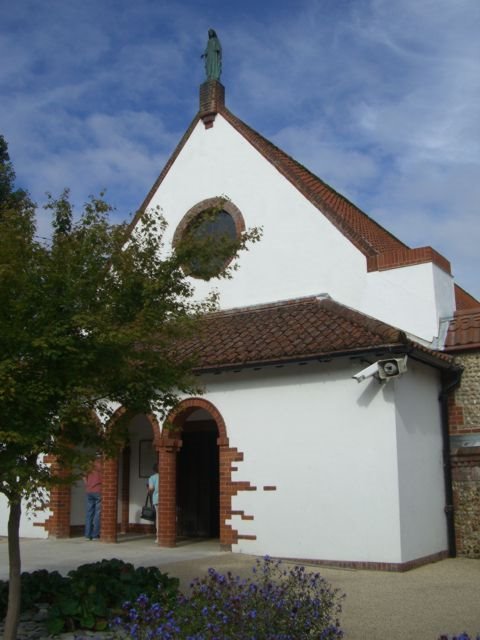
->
[123, 82, 480, 290]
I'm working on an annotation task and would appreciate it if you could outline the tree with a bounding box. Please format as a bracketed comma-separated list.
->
[0, 136, 260, 639]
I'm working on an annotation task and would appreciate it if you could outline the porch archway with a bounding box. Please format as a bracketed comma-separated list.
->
[158, 398, 238, 548]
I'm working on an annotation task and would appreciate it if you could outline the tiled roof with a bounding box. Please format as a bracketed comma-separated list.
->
[174, 296, 452, 371]
[445, 309, 480, 351]
[454, 284, 480, 311]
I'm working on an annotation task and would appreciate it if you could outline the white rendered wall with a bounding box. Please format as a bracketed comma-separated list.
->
[143, 115, 455, 343]
[197, 360, 404, 563]
[362, 263, 455, 344]
[0, 494, 50, 539]
[127, 415, 157, 524]
[191, 359, 447, 564]
[394, 361, 448, 561]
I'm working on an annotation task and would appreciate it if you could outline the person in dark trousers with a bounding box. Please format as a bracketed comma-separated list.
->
[84, 457, 102, 540]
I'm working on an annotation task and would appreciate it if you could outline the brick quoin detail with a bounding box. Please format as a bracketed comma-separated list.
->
[43, 455, 71, 538]
[160, 397, 255, 549]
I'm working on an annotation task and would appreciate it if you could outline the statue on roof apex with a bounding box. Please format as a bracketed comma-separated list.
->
[202, 29, 222, 81]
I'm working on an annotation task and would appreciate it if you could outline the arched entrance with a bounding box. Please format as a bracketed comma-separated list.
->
[177, 412, 219, 539]
[158, 397, 238, 549]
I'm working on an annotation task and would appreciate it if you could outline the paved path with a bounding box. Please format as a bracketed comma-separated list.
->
[1, 536, 479, 639]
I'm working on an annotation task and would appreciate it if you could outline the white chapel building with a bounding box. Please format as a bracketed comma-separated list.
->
[3, 39, 480, 570]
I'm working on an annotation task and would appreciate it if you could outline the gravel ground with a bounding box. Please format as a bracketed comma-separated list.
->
[1, 537, 479, 639]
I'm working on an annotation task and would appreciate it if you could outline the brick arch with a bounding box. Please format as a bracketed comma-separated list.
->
[157, 397, 249, 549]
[46, 409, 164, 541]
[162, 397, 229, 443]
[172, 197, 246, 249]
[101, 408, 164, 542]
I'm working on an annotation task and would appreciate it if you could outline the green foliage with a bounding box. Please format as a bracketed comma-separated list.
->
[0, 133, 259, 638]
[0, 569, 68, 619]
[176, 200, 261, 281]
[0, 559, 179, 634]
[0, 137, 260, 507]
[48, 559, 179, 634]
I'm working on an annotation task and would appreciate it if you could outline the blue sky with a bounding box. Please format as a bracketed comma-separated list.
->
[2, 0, 479, 298]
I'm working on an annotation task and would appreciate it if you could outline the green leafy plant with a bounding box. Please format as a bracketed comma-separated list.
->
[46, 558, 179, 634]
[0, 559, 179, 635]
[0, 569, 68, 619]
[0, 134, 260, 640]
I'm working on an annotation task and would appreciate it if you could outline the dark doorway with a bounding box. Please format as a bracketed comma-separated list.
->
[177, 420, 219, 538]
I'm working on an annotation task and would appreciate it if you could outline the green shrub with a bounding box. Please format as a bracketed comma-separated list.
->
[0, 558, 179, 635]
[0, 568, 68, 619]
[46, 558, 179, 634]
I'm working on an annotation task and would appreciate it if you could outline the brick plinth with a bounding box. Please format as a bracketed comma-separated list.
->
[199, 80, 225, 128]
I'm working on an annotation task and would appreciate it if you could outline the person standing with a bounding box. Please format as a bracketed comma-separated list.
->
[148, 463, 159, 509]
[84, 457, 102, 540]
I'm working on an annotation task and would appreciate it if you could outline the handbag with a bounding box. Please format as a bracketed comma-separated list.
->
[141, 493, 156, 522]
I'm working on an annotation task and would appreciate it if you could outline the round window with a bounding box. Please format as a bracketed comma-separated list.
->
[173, 198, 245, 280]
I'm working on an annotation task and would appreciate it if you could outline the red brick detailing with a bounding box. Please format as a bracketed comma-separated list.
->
[42, 457, 71, 538]
[219, 106, 406, 258]
[158, 443, 179, 547]
[279, 550, 448, 572]
[237, 534, 257, 541]
[366, 246, 451, 274]
[199, 80, 225, 129]
[161, 397, 256, 548]
[201, 114, 217, 129]
[263, 486, 277, 491]
[448, 394, 466, 433]
[100, 456, 118, 543]
[44, 410, 162, 541]
[44, 486, 71, 538]
[172, 197, 246, 259]
[231, 510, 254, 520]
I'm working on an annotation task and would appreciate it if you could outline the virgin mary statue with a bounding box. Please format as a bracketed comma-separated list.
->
[202, 29, 222, 81]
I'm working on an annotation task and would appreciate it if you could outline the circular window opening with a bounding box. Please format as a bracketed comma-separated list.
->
[173, 198, 245, 280]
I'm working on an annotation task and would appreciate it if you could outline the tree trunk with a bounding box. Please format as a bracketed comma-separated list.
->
[3, 500, 22, 640]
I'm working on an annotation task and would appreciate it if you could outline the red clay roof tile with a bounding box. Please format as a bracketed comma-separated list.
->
[174, 296, 452, 371]
[445, 309, 480, 351]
